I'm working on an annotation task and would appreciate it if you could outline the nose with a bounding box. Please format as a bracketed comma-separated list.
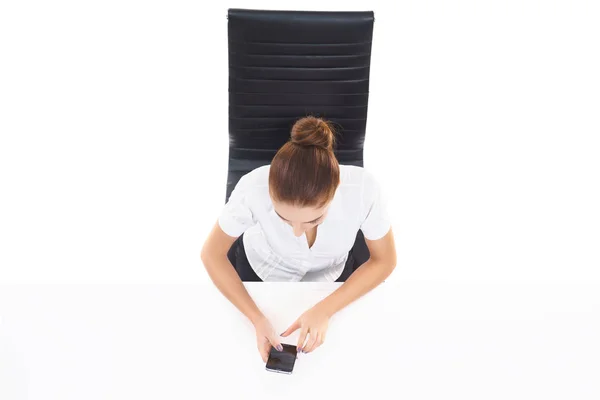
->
[292, 225, 305, 237]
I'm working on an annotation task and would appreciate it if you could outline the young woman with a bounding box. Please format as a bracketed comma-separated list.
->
[201, 116, 396, 362]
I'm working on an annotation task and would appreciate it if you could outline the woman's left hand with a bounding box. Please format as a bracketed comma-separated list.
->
[281, 303, 330, 354]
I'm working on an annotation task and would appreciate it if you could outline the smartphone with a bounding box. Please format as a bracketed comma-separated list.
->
[265, 344, 297, 374]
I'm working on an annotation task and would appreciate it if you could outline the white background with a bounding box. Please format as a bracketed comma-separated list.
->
[1, 0, 599, 284]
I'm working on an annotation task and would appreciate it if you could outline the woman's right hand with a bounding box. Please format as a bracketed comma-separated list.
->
[253, 315, 283, 362]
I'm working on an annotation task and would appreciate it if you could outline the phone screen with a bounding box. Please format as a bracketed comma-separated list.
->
[266, 344, 297, 374]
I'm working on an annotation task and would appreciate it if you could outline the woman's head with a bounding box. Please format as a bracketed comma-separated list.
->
[269, 116, 340, 236]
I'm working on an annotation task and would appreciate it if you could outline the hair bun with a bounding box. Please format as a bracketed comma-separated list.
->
[290, 116, 335, 151]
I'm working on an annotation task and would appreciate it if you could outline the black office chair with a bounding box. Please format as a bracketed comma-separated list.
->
[226, 8, 374, 277]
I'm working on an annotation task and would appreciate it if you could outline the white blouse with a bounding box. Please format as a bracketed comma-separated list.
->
[218, 164, 391, 282]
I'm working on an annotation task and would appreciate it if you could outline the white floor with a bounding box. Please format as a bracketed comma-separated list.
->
[1, 281, 599, 400]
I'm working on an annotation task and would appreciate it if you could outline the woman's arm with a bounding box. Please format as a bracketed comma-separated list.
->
[318, 228, 397, 316]
[281, 228, 397, 353]
[200, 221, 264, 324]
[201, 221, 283, 361]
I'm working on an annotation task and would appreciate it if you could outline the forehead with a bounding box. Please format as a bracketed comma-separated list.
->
[272, 200, 327, 223]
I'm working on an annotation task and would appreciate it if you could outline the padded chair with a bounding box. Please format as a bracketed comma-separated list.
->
[226, 8, 374, 276]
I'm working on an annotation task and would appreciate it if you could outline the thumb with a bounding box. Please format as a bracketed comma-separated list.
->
[281, 320, 300, 337]
[268, 334, 283, 352]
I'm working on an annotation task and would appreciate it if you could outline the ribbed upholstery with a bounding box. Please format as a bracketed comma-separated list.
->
[226, 9, 374, 262]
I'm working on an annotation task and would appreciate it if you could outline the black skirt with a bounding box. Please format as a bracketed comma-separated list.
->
[227, 231, 370, 282]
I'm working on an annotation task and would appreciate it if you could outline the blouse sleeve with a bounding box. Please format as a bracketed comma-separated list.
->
[218, 173, 257, 237]
[359, 169, 392, 240]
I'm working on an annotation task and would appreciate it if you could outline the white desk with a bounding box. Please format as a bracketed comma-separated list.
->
[1, 281, 599, 400]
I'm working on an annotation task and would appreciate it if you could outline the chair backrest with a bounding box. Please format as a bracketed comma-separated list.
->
[226, 8, 375, 201]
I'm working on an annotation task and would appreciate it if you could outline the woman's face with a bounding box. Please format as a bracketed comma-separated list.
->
[272, 199, 330, 237]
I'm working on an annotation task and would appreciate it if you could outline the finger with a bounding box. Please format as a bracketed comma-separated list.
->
[268, 335, 283, 352]
[259, 342, 270, 363]
[297, 327, 309, 352]
[281, 320, 300, 337]
[303, 331, 320, 354]
[315, 332, 324, 350]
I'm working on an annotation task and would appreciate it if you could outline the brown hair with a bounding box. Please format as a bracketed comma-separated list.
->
[269, 116, 340, 208]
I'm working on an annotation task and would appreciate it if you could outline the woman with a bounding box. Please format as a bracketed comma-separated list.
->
[201, 116, 397, 362]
